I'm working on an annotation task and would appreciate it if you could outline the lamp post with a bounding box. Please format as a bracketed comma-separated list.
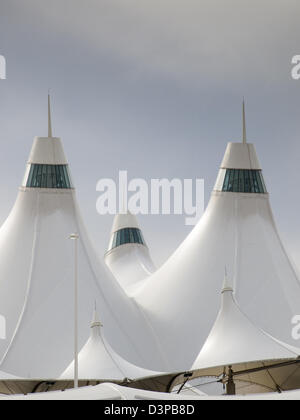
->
[70, 232, 79, 389]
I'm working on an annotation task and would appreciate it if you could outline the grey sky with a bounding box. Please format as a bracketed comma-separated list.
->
[0, 0, 300, 266]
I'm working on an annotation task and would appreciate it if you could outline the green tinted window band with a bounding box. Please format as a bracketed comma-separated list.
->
[109, 228, 145, 251]
[222, 169, 267, 193]
[26, 164, 72, 189]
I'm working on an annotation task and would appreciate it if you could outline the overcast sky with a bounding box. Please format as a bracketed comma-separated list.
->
[1, 0, 300, 267]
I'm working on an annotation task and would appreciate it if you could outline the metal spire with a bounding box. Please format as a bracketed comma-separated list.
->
[222, 267, 234, 294]
[242, 99, 247, 144]
[48, 92, 53, 138]
[91, 302, 103, 328]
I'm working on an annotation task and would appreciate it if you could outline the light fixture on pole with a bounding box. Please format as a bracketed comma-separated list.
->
[70, 232, 79, 389]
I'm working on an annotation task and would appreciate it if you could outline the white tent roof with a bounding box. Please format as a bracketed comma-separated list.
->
[27, 137, 68, 165]
[220, 142, 261, 169]
[192, 275, 300, 371]
[0, 383, 299, 400]
[190, 275, 300, 393]
[27, 96, 67, 165]
[0, 100, 166, 378]
[105, 212, 155, 293]
[0, 100, 299, 384]
[136, 138, 300, 371]
[111, 212, 140, 233]
[60, 308, 162, 381]
[0, 370, 21, 380]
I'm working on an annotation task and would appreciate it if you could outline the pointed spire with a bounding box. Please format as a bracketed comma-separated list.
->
[242, 99, 247, 144]
[120, 182, 127, 214]
[48, 92, 53, 138]
[222, 267, 234, 294]
[91, 302, 103, 329]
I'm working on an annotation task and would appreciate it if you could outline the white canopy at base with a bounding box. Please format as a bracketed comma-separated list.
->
[0, 383, 299, 400]
[105, 212, 156, 293]
[60, 308, 163, 381]
[190, 274, 300, 393]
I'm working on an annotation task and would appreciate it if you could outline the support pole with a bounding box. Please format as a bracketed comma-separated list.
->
[226, 366, 236, 396]
[70, 233, 79, 389]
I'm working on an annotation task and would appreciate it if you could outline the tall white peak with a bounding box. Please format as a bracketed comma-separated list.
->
[219, 101, 261, 171]
[136, 120, 300, 371]
[0, 99, 165, 377]
[27, 95, 67, 166]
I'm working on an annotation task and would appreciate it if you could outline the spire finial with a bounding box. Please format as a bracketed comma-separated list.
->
[91, 302, 103, 328]
[242, 98, 247, 144]
[48, 92, 53, 138]
[222, 267, 234, 294]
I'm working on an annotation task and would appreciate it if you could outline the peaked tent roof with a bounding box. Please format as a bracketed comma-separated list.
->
[105, 212, 156, 292]
[136, 113, 300, 371]
[60, 308, 162, 381]
[1, 383, 300, 400]
[0, 98, 166, 378]
[111, 212, 141, 233]
[190, 275, 300, 393]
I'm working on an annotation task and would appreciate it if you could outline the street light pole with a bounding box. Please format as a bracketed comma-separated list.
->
[70, 232, 79, 389]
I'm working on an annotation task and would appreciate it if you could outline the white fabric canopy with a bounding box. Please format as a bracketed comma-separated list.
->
[0, 134, 165, 378]
[60, 308, 163, 381]
[136, 142, 300, 371]
[0, 383, 299, 400]
[105, 212, 155, 294]
[190, 275, 300, 393]
[0, 102, 299, 384]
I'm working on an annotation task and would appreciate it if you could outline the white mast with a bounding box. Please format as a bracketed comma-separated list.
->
[242, 99, 247, 144]
[70, 233, 79, 389]
[48, 93, 52, 138]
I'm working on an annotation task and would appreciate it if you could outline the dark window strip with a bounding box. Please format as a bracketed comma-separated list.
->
[26, 164, 72, 189]
[109, 228, 146, 250]
[221, 169, 267, 194]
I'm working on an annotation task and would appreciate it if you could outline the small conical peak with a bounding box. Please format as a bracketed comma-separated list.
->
[217, 102, 262, 170]
[111, 211, 140, 233]
[25, 96, 69, 166]
[242, 99, 247, 144]
[192, 270, 300, 372]
[48, 92, 53, 138]
[222, 268, 234, 294]
[91, 302, 103, 329]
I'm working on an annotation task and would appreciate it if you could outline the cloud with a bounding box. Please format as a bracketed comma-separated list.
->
[2, 0, 300, 267]
[11, 0, 300, 87]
